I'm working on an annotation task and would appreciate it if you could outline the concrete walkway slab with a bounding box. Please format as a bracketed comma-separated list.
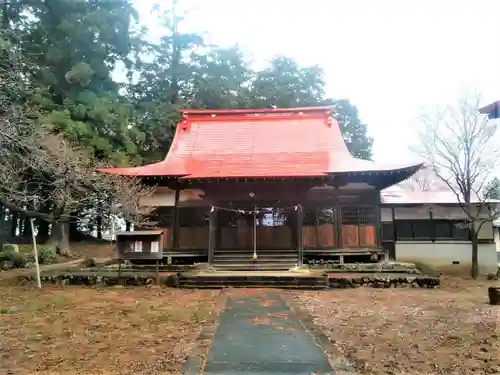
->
[204, 292, 334, 374]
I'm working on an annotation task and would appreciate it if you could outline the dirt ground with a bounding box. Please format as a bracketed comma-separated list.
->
[13, 242, 115, 260]
[68, 242, 115, 259]
[0, 286, 219, 375]
[290, 277, 500, 375]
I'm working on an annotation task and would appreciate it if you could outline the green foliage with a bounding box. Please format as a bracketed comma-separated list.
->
[0, 250, 27, 268]
[2, 244, 18, 253]
[485, 177, 500, 200]
[82, 257, 98, 268]
[37, 246, 57, 264]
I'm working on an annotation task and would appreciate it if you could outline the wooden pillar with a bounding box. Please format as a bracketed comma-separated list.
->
[208, 207, 217, 265]
[391, 207, 396, 241]
[297, 205, 304, 267]
[429, 208, 435, 242]
[375, 204, 382, 248]
[172, 188, 180, 250]
[390, 206, 397, 260]
[314, 208, 319, 248]
[335, 205, 342, 248]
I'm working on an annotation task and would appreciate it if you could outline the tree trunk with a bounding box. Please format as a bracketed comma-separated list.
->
[18, 211, 25, 236]
[47, 222, 71, 256]
[37, 219, 50, 242]
[470, 224, 479, 279]
[10, 212, 18, 237]
[0, 203, 4, 248]
[69, 221, 81, 242]
[96, 215, 102, 239]
[22, 214, 32, 237]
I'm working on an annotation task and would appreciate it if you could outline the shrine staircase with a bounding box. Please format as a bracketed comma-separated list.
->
[212, 248, 299, 271]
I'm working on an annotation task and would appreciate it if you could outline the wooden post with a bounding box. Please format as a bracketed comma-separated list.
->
[314, 208, 319, 248]
[156, 259, 160, 285]
[297, 205, 304, 267]
[375, 202, 382, 248]
[335, 205, 343, 248]
[172, 188, 180, 250]
[30, 218, 41, 288]
[252, 207, 257, 260]
[391, 207, 397, 241]
[429, 208, 435, 242]
[208, 207, 216, 265]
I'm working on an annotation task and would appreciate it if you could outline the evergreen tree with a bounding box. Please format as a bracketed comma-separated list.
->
[12, 0, 142, 165]
[129, 2, 204, 162]
[485, 177, 500, 200]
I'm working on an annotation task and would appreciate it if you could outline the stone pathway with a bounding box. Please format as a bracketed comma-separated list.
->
[203, 291, 335, 375]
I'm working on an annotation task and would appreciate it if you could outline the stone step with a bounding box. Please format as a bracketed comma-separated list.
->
[214, 253, 298, 259]
[178, 275, 328, 289]
[214, 249, 299, 254]
[213, 263, 298, 271]
[213, 257, 298, 264]
[179, 283, 328, 290]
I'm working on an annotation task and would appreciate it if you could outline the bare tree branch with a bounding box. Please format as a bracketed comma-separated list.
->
[413, 89, 500, 278]
[398, 165, 448, 192]
[0, 30, 156, 254]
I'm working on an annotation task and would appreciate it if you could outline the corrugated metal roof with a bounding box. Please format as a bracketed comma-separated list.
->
[381, 189, 500, 205]
[98, 106, 422, 179]
[479, 100, 500, 119]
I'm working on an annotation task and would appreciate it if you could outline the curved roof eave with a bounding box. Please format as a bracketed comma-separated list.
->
[325, 161, 424, 176]
[96, 160, 186, 177]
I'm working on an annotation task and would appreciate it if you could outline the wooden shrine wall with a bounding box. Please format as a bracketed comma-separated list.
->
[302, 224, 376, 248]
[218, 226, 293, 249]
[161, 224, 377, 250]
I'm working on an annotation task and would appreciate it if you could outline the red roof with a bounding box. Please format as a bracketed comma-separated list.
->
[99, 106, 422, 179]
[479, 101, 500, 119]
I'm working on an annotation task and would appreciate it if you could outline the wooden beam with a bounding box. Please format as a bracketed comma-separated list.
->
[335, 205, 342, 248]
[391, 206, 397, 241]
[429, 208, 435, 242]
[297, 205, 304, 267]
[208, 208, 216, 265]
[375, 194, 382, 248]
[172, 188, 180, 250]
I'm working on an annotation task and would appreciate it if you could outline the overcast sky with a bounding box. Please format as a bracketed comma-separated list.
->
[135, 0, 500, 164]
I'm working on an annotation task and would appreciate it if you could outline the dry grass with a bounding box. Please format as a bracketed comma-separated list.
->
[0, 286, 219, 375]
[69, 242, 115, 259]
[290, 277, 500, 375]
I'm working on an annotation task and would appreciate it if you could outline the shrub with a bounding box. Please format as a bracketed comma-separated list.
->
[37, 246, 57, 264]
[0, 251, 27, 268]
[11, 252, 27, 268]
[82, 257, 97, 268]
[0, 251, 11, 263]
[2, 244, 18, 253]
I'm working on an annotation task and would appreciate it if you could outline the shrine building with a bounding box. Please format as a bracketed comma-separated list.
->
[99, 106, 498, 274]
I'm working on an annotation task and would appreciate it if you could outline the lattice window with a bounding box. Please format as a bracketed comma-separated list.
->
[156, 207, 173, 227]
[303, 209, 317, 225]
[382, 222, 394, 241]
[341, 207, 376, 225]
[179, 207, 209, 227]
[317, 208, 336, 224]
